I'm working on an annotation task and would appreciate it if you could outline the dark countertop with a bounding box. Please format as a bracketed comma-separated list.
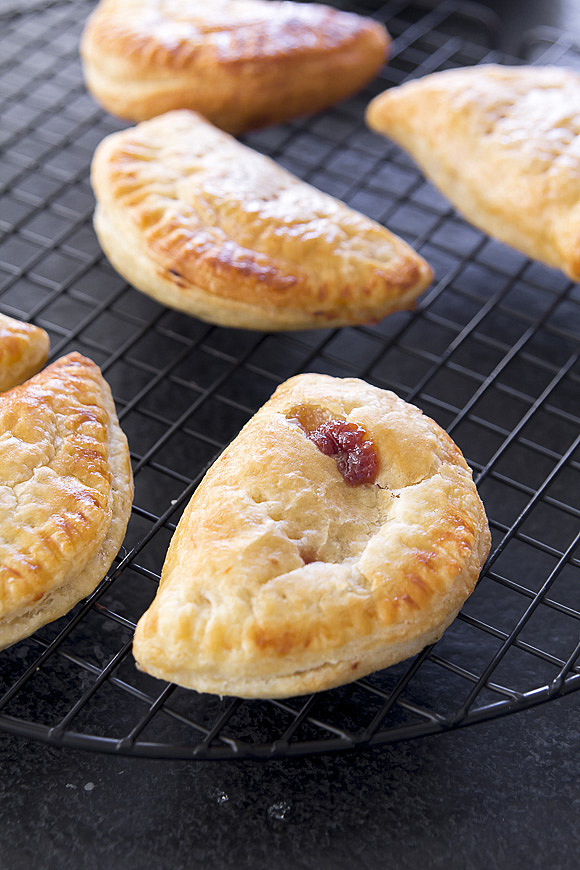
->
[1, 2, 579, 868]
[483, 0, 580, 52]
[1, 693, 579, 870]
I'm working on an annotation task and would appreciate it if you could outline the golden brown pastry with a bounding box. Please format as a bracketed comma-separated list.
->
[80, 0, 390, 133]
[366, 65, 580, 280]
[0, 353, 133, 650]
[133, 374, 490, 699]
[0, 313, 50, 392]
[91, 110, 433, 331]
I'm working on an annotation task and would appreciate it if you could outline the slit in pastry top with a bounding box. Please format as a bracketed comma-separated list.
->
[133, 374, 491, 699]
[288, 404, 379, 486]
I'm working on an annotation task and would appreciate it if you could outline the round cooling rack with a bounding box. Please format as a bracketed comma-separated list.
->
[0, 0, 578, 760]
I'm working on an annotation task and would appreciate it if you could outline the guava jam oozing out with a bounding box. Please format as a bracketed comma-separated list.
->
[290, 405, 379, 486]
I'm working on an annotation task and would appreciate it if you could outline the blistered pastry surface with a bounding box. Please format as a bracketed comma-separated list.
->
[0, 313, 50, 392]
[134, 374, 490, 697]
[81, 0, 390, 131]
[83, 0, 387, 68]
[91, 111, 432, 330]
[0, 354, 120, 625]
[367, 65, 580, 279]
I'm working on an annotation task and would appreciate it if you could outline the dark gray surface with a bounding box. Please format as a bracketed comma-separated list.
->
[1, 1, 579, 867]
[1, 693, 579, 870]
[482, 0, 580, 51]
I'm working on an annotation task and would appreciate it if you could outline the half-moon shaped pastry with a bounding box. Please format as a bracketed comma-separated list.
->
[91, 110, 433, 331]
[133, 374, 490, 699]
[0, 313, 50, 393]
[80, 0, 390, 133]
[367, 65, 580, 280]
[0, 353, 133, 650]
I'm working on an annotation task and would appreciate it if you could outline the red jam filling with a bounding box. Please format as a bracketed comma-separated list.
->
[290, 405, 379, 486]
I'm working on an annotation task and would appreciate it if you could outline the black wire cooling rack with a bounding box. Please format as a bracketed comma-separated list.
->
[0, 0, 578, 760]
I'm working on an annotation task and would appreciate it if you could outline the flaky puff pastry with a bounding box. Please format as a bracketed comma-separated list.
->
[91, 111, 433, 331]
[80, 0, 390, 133]
[367, 65, 580, 280]
[133, 374, 490, 699]
[0, 353, 133, 650]
[0, 313, 49, 393]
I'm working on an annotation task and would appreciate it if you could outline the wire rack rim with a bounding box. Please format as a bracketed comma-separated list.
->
[1, 671, 578, 761]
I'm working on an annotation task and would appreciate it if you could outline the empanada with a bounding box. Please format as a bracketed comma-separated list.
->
[0, 313, 49, 392]
[80, 0, 390, 133]
[366, 65, 580, 280]
[91, 110, 433, 331]
[0, 353, 133, 650]
[133, 374, 490, 699]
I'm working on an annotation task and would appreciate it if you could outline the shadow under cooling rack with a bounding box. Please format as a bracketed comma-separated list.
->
[0, 0, 578, 759]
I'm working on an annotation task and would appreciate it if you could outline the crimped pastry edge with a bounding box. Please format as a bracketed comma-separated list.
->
[134, 528, 488, 699]
[82, 30, 390, 133]
[0, 362, 133, 651]
[132, 373, 491, 698]
[366, 64, 580, 281]
[135, 608, 460, 699]
[0, 313, 50, 393]
[94, 202, 429, 331]
[80, 1, 390, 132]
[91, 112, 433, 331]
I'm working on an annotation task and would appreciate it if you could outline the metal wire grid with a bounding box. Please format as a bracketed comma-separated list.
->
[0, 0, 578, 760]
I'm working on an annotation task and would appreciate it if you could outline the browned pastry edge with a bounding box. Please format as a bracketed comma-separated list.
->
[366, 64, 580, 281]
[91, 111, 433, 331]
[0, 313, 50, 392]
[81, 0, 390, 132]
[133, 374, 490, 698]
[0, 353, 133, 650]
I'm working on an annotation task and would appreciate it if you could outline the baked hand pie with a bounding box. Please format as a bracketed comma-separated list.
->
[133, 374, 490, 699]
[366, 65, 580, 280]
[80, 0, 390, 133]
[0, 313, 50, 392]
[0, 353, 133, 650]
[91, 110, 433, 331]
